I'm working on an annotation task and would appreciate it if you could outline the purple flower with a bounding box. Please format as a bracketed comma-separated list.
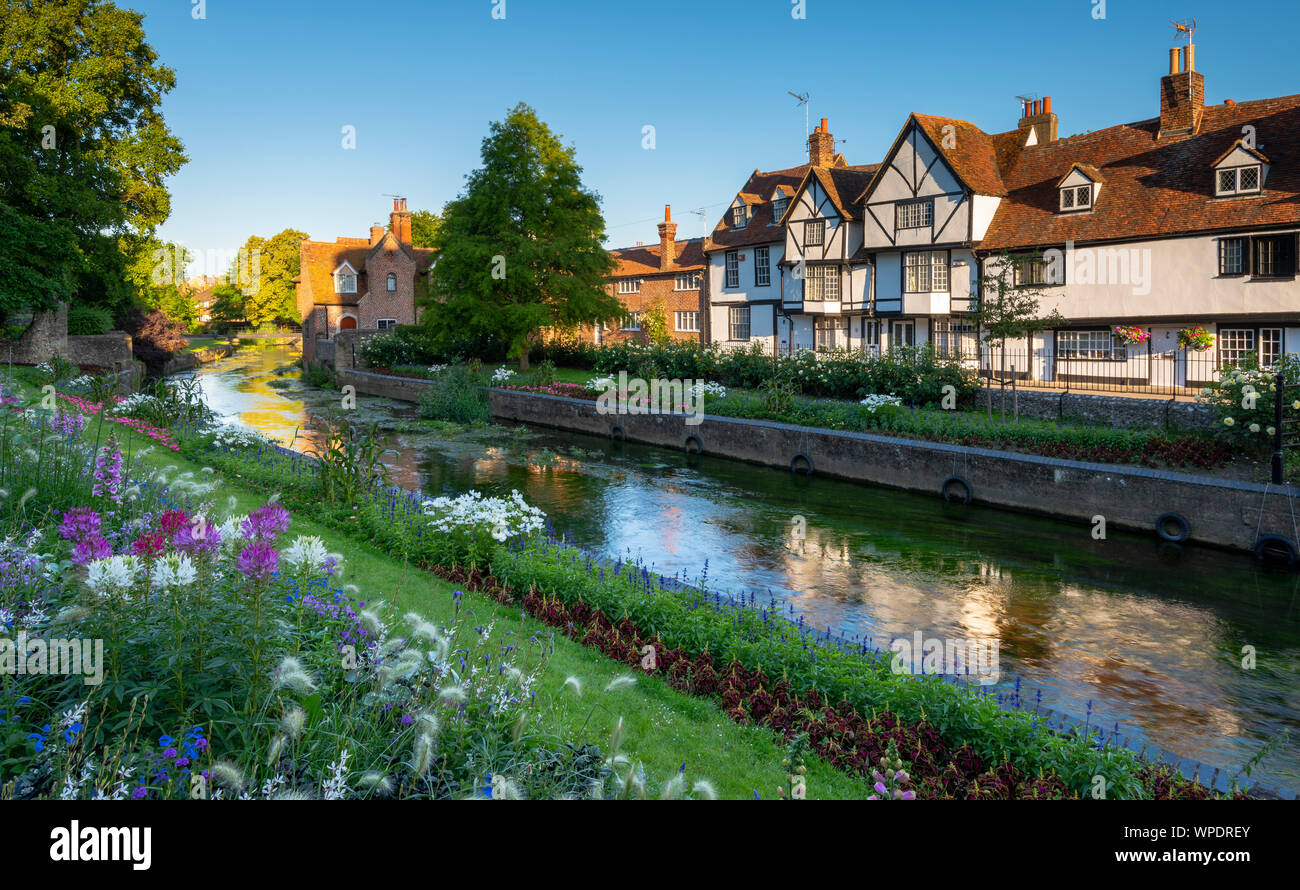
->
[237, 542, 279, 580]
[240, 503, 290, 542]
[874, 781, 888, 795]
[131, 786, 148, 800]
[71, 535, 113, 565]
[91, 446, 124, 502]
[58, 507, 102, 543]
[174, 518, 221, 553]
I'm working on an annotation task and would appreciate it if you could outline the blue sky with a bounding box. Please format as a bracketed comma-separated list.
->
[132, 0, 1299, 274]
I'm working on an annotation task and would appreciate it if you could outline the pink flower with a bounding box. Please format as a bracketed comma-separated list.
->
[58, 507, 102, 542]
[236, 542, 279, 580]
[71, 536, 112, 565]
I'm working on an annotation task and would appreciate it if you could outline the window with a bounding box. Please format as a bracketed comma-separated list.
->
[903, 251, 949, 293]
[754, 247, 770, 286]
[1251, 235, 1296, 278]
[1059, 185, 1092, 211]
[896, 200, 933, 229]
[1014, 256, 1048, 287]
[617, 278, 642, 294]
[335, 266, 357, 294]
[1261, 328, 1283, 367]
[815, 317, 848, 351]
[1057, 330, 1126, 360]
[728, 306, 750, 341]
[725, 250, 739, 288]
[771, 197, 788, 224]
[934, 319, 978, 357]
[805, 220, 825, 246]
[675, 272, 701, 290]
[1219, 238, 1245, 275]
[621, 311, 642, 331]
[731, 205, 747, 228]
[386, 273, 397, 292]
[1217, 165, 1262, 196]
[675, 311, 699, 332]
[1218, 328, 1255, 366]
[377, 318, 397, 330]
[806, 265, 840, 301]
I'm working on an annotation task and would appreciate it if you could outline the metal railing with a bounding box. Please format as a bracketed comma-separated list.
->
[939, 347, 1230, 398]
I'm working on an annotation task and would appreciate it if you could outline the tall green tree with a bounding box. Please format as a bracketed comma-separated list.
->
[207, 283, 246, 326]
[422, 103, 619, 369]
[409, 209, 441, 248]
[228, 228, 307, 326]
[0, 0, 187, 323]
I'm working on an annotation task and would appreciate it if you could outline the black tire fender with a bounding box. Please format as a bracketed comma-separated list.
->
[941, 475, 972, 505]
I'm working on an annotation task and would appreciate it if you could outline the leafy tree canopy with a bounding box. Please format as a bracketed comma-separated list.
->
[0, 0, 186, 322]
[226, 228, 308, 327]
[409, 209, 441, 248]
[421, 103, 619, 368]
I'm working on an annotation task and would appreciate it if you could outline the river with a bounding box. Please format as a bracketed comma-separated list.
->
[175, 343, 1300, 791]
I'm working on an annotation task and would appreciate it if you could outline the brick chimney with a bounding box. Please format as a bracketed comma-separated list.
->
[369, 224, 384, 247]
[808, 117, 834, 167]
[1159, 44, 1204, 137]
[389, 197, 412, 244]
[1017, 96, 1058, 145]
[657, 204, 677, 271]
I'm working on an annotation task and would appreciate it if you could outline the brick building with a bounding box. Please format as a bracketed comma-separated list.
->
[295, 198, 436, 363]
[602, 205, 706, 344]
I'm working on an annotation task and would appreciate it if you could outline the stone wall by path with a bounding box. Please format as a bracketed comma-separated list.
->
[338, 369, 1300, 556]
[68, 332, 134, 373]
[978, 387, 1213, 431]
[1, 304, 69, 365]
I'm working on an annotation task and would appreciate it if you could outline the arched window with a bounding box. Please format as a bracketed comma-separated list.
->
[386, 273, 397, 292]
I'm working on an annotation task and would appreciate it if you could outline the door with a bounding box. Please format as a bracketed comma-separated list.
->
[339, 316, 357, 331]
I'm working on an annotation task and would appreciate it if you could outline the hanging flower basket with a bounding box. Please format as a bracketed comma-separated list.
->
[1177, 326, 1215, 351]
[1112, 325, 1149, 345]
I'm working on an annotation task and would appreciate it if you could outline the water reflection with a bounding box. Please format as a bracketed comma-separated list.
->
[184, 345, 1300, 789]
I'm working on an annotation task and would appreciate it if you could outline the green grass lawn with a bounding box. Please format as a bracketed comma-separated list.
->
[116, 430, 871, 800]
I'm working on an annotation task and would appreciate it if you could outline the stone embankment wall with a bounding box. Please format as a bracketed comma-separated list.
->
[980, 387, 1213, 431]
[338, 369, 1299, 555]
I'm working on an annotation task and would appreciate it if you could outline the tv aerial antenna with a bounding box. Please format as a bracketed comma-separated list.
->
[1170, 18, 1196, 44]
[787, 90, 810, 140]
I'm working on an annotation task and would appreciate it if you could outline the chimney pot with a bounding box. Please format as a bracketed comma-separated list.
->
[393, 198, 399, 211]
[664, 204, 671, 222]
[820, 117, 828, 132]
[1043, 95, 1052, 113]
[1186, 43, 1195, 72]
[1169, 47, 1180, 75]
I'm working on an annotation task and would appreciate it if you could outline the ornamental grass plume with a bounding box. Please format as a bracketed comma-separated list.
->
[692, 781, 717, 800]
[210, 761, 245, 794]
[411, 731, 437, 778]
[273, 656, 317, 694]
[562, 676, 582, 697]
[358, 771, 394, 798]
[280, 707, 307, 741]
[604, 675, 636, 692]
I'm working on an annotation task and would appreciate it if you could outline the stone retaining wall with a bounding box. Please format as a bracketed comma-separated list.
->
[339, 369, 1300, 555]
[980, 386, 1213, 431]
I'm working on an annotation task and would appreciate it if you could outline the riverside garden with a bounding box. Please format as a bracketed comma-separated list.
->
[0, 338, 1285, 801]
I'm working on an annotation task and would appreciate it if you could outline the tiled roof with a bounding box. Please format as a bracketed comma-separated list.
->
[297, 237, 436, 306]
[610, 238, 706, 277]
[706, 162, 824, 250]
[811, 164, 880, 219]
[980, 94, 1300, 251]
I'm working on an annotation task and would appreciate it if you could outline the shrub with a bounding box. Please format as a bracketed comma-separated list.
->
[358, 328, 441, 368]
[123, 309, 189, 374]
[67, 304, 114, 336]
[1196, 353, 1300, 450]
[418, 365, 490, 424]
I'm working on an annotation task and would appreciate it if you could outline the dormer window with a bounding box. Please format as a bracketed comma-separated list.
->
[771, 196, 788, 225]
[386, 272, 397, 292]
[1057, 164, 1101, 214]
[334, 263, 357, 294]
[1217, 165, 1262, 196]
[1060, 184, 1092, 211]
[730, 205, 747, 228]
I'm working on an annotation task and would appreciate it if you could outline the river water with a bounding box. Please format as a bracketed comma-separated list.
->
[177, 343, 1300, 790]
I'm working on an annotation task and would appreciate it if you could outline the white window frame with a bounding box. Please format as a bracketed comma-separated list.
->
[728, 305, 751, 341]
[1059, 184, 1092, 212]
[896, 199, 933, 229]
[754, 246, 771, 286]
[621, 311, 643, 331]
[674, 272, 700, 291]
[617, 278, 642, 294]
[770, 197, 788, 225]
[806, 265, 840, 301]
[1218, 238, 1245, 275]
[1216, 165, 1262, 197]
[724, 250, 740, 288]
[386, 272, 397, 292]
[674, 310, 699, 333]
[335, 263, 358, 294]
[862, 319, 881, 353]
[1057, 330, 1126, 361]
[731, 205, 747, 228]
[814, 316, 848, 351]
[903, 251, 948, 293]
[376, 318, 397, 330]
[804, 220, 825, 247]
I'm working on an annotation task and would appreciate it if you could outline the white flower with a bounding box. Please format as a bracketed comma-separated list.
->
[420, 489, 546, 541]
[1249, 423, 1261, 433]
[859, 393, 903, 413]
[283, 535, 329, 576]
[1224, 417, 1235, 426]
[687, 381, 726, 399]
[151, 553, 197, 590]
[491, 367, 516, 383]
[86, 555, 142, 594]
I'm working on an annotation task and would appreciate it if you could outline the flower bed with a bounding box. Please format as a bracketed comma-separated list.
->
[56, 392, 179, 450]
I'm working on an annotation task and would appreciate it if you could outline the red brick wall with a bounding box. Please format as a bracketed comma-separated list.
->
[359, 247, 418, 328]
[606, 273, 704, 343]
